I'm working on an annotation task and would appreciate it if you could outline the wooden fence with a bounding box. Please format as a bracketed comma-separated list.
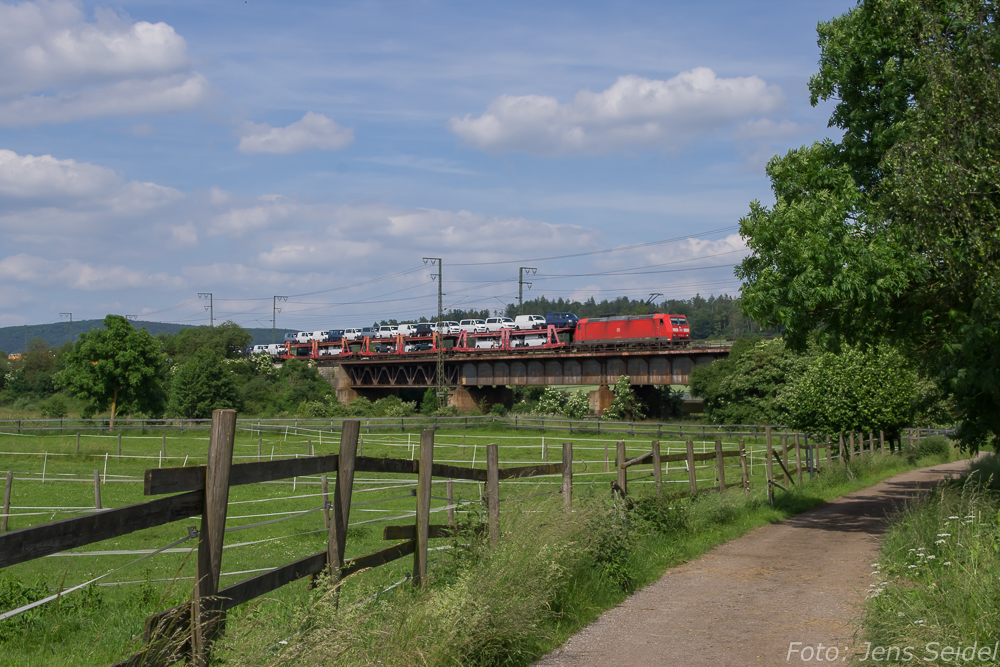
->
[0, 411, 573, 666]
[0, 416, 957, 439]
[0, 413, 946, 664]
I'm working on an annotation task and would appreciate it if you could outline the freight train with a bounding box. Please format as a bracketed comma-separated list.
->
[254, 312, 691, 360]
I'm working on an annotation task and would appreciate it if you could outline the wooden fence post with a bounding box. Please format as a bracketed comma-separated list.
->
[781, 437, 789, 484]
[76, 433, 80, 455]
[839, 432, 845, 461]
[414, 429, 434, 586]
[1, 471, 11, 532]
[651, 440, 662, 495]
[880, 430, 885, 455]
[685, 440, 697, 496]
[850, 432, 856, 460]
[794, 434, 803, 486]
[562, 442, 573, 511]
[765, 426, 774, 504]
[714, 439, 726, 492]
[321, 475, 330, 530]
[308, 439, 312, 456]
[257, 437, 262, 462]
[327, 420, 359, 595]
[826, 435, 833, 469]
[446, 479, 454, 526]
[616, 441, 627, 496]
[870, 431, 875, 456]
[486, 443, 499, 545]
[738, 439, 749, 496]
[542, 439, 548, 462]
[93, 470, 101, 510]
[192, 409, 237, 666]
[117, 434, 122, 459]
[161, 435, 166, 460]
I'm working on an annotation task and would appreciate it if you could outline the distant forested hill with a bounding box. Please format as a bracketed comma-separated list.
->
[0, 320, 296, 354]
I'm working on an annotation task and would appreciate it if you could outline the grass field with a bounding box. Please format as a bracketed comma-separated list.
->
[0, 423, 947, 665]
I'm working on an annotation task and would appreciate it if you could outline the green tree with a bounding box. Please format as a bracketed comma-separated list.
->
[736, 0, 998, 449]
[274, 360, 330, 412]
[167, 348, 240, 419]
[56, 315, 165, 426]
[784, 345, 917, 440]
[19, 338, 57, 395]
[604, 376, 644, 421]
[160, 321, 252, 365]
[420, 388, 439, 415]
[690, 338, 813, 425]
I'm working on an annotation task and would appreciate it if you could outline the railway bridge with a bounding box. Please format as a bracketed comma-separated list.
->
[315, 342, 731, 413]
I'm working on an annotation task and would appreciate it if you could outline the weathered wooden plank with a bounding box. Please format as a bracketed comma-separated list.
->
[193, 409, 237, 664]
[562, 442, 573, 511]
[498, 462, 563, 480]
[383, 524, 476, 540]
[432, 462, 486, 482]
[651, 441, 661, 495]
[486, 444, 499, 545]
[620, 451, 653, 469]
[685, 440, 697, 495]
[414, 430, 433, 586]
[145, 455, 339, 495]
[715, 439, 726, 493]
[342, 540, 415, 577]
[0, 491, 203, 569]
[219, 551, 327, 611]
[616, 441, 627, 495]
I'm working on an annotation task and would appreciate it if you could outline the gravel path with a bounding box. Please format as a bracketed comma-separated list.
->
[537, 458, 974, 667]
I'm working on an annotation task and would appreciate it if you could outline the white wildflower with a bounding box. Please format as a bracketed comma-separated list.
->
[927, 555, 936, 560]
[935, 539, 946, 544]
[909, 565, 918, 569]
[943, 562, 952, 566]
[937, 533, 950, 537]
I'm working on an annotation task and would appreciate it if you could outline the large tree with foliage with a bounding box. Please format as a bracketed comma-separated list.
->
[784, 345, 918, 439]
[690, 338, 813, 425]
[167, 348, 240, 419]
[736, 0, 1000, 450]
[160, 321, 252, 365]
[56, 315, 165, 425]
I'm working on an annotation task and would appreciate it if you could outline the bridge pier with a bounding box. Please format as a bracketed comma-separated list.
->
[589, 384, 615, 416]
[450, 386, 513, 413]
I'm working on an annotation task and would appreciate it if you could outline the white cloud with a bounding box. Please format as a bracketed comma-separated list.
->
[250, 202, 602, 271]
[169, 222, 198, 247]
[0, 148, 182, 207]
[0, 148, 184, 251]
[0, 253, 181, 290]
[449, 68, 784, 155]
[209, 194, 297, 237]
[237, 112, 354, 155]
[736, 118, 803, 141]
[0, 1, 209, 125]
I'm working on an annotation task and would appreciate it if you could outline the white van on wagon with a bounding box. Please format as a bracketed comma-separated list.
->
[513, 315, 546, 330]
[485, 317, 515, 332]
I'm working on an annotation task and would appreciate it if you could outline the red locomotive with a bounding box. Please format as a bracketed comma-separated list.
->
[574, 313, 690, 344]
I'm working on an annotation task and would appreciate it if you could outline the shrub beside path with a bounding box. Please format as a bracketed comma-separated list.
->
[537, 458, 975, 667]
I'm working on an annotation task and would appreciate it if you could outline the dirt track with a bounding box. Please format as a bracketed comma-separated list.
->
[537, 458, 974, 667]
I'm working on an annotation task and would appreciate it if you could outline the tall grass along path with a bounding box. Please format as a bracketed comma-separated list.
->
[536, 458, 977, 667]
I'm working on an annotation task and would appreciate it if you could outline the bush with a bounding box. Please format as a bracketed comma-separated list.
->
[535, 388, 568, 415]
[603, 376, 644, 421]
[372, 395, 417, 417]
[490, 402, 509, 416]
[420, 388, 439, 415]
[563, 391, 590, 418]
[39, 395, 68, 419]
[914, 435, 951, 459]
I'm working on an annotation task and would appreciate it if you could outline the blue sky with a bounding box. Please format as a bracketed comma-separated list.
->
[0, 0, 852, 331]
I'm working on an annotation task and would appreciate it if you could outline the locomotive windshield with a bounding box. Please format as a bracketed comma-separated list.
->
[670, 317, 687, 326]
